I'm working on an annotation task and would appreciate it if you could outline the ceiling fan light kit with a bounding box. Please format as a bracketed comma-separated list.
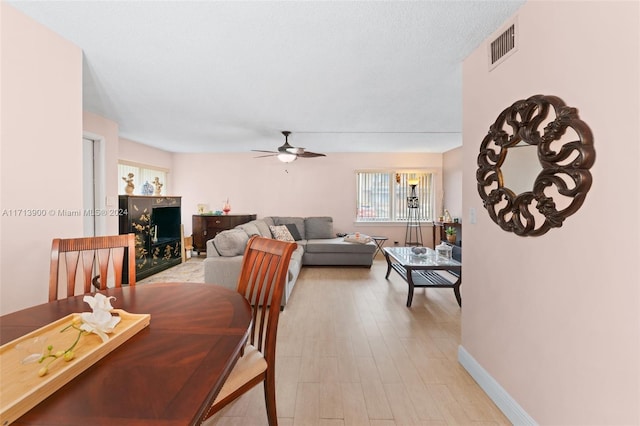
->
[253, 131, 326, 162]
[277, 153, 297, 163]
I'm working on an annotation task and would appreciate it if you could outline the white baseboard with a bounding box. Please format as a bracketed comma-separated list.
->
[458, 345, 537, 425]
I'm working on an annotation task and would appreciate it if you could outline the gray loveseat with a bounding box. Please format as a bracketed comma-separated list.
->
[203, 216, 376, 307]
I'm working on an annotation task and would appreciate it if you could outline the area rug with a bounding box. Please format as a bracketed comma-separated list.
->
[138, 256, 205, 284]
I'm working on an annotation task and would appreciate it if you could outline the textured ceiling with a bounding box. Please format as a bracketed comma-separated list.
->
[9, 0, 524, 154]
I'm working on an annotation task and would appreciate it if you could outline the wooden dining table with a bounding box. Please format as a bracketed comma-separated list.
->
[0, 282, 252, 425]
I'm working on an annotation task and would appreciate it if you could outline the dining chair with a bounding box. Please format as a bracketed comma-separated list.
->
[203, 236, 297, 426]
[48, 233, 136, 302]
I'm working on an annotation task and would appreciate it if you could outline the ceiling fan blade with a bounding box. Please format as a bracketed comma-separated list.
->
[252, 131, 325, 160]
[297, 151, 326, 158]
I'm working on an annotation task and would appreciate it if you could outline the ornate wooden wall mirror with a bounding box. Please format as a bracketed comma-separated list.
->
[476, 94, 595, 236]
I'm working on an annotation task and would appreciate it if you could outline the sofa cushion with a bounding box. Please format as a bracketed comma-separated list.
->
[252, 219, 272, 237]
[284, 224, 302, 241]
[262, 217, 276, 227]
[213, 229, 249, 256]
[206, 238, 220, 257]
[273, 217, 305, 240]
[304, 217, 334, 239]
[236, 221, 261, 237]
[270, 225, 295, 242]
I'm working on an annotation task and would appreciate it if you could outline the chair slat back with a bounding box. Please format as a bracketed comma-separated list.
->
[49, 234, 136, 301]
[237, 236, 296, 360]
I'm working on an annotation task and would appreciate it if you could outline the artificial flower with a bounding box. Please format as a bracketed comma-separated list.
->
[83, 293, 116, 312]
[80, 308, 121, 343]
[24, 293, 123, 374]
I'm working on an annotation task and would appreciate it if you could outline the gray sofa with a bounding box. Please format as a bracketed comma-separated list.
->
[204, 216, 376, 307]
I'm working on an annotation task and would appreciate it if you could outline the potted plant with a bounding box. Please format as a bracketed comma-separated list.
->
[445, 226, 457, 243]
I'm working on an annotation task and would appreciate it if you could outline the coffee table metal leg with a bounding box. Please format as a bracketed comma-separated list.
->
[406, 268, 415, 307]
[384, 251, 392, 279]
[453, 277, 462, 307]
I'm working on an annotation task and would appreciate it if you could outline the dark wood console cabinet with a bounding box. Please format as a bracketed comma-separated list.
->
[119, 195, 182, 281]
[192, 214, 257, 254]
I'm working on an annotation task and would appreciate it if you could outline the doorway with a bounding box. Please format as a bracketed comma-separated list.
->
[82, 136, 105, 236]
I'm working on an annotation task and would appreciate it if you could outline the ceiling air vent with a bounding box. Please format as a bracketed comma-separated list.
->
[488, 17, 518, 70]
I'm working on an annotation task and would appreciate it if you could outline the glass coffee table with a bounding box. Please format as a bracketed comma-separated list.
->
[383, 246, 462, 307]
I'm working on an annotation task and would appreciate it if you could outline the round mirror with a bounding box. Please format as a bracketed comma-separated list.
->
[500, 143, 541, 196]
[476, 94, 595, 236]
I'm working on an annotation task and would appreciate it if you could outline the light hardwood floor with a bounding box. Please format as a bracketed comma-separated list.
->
[146, 256, 509, 425]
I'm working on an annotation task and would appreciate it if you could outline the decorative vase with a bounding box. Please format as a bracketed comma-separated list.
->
[141, 181, 153, 195]
[222, 199, 231, 215]
[446, 234, 457, 243]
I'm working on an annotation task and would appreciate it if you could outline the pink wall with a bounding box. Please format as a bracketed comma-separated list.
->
[1, 4, 83, 314]
[462, 1, 639, 424]
[118, 137, 173, 171]
[443, 147, 462, 220]
[173, 152, 445, 247]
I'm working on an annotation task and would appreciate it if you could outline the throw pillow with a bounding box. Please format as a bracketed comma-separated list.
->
[274, 217, 305, 240]
[269, 225, 295, 242]
[343, 233, 373, 244]
[304, 216, 334, 239]
[253, 220, 272, 237]
[284, 224, 302, 241]
[213, 229, 250, 256]
[236, 222, 261, 237]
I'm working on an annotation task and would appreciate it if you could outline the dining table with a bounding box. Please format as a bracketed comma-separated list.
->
[0, 282, 252, 425]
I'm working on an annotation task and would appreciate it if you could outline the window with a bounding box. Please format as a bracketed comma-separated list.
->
[118, 161, 169, 195]
[356, 171, 435, 222]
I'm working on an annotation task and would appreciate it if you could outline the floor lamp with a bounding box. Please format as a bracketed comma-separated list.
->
[405, 179, 423, 246]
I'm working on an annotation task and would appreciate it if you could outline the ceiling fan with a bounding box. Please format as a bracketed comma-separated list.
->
[252, 131, 326, 163]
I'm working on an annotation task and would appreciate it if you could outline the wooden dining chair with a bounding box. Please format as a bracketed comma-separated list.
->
[203, 236, 297, 426]
[48, 234, 136, 302]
